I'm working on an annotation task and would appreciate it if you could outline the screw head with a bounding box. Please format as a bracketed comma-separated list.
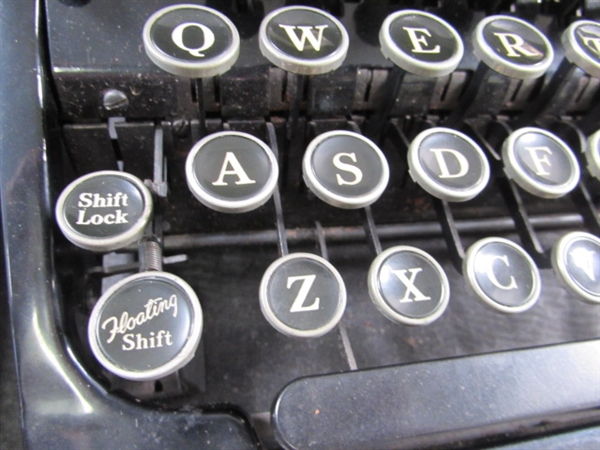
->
[102, 89, 129, 111]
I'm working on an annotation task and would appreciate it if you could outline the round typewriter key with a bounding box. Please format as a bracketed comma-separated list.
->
[259, 6, 349, 75]
[303, 130, 389, 209]
[143, 4, 240, 78]
[55, 171, 153, 252]
[368, 246, 450, 326]
[259, 253, 346, 338]
[586, 130, 600, 180]
[473, 15, 553, 79]
[408, 128, 490, 202]
[502, 128, 580, 198]
[186, 131, 279, 213]
[551, 231, 600, 304]
[463, 237, 541, 314]
[562, 20, 600, 78]
[88, 271, 203, 381]
[379, 10, 463, 77]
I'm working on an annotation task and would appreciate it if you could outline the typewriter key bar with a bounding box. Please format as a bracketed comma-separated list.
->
[367, 9, 464, 138]
[444, 15, 554, 127]
[53, 5, 600, 379]
[140, 5, 598, 121]
[516, 20, 600, 126]
[55, 168, 206, 381]
[56, 123, 600, 341]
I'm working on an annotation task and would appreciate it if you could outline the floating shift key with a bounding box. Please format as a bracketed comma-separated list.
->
[88, 270, 203, 381]
[55, 171, 153, 252]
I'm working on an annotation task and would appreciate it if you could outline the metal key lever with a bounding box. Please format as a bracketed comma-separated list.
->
[444, 15, 554, 128]
[87, 225, 203, 382]
[515, 20, 600, 127]
[259, 122, 348, 338]
[544, 120, 600, 235]
[366, 9, 464, 142]
[394, 119, 542, 314]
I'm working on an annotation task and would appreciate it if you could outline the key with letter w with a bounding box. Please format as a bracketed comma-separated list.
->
[278, 25, 328, 52]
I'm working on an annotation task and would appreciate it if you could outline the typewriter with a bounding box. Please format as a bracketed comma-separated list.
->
[1, 0, 599, 449]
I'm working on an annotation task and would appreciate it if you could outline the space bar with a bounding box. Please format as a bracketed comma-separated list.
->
[272, 340, 600, 450]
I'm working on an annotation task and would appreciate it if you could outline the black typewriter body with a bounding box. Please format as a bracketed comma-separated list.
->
[1, 0, 599, 449]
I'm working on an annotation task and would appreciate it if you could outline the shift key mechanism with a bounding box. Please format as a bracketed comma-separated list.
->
[55, 170, 153, 252]
[87, 253, 204, 381]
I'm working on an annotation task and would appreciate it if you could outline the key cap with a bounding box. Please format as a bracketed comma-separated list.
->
[88, 271, 203, 381]
[368, 246, 450, 325]
[586, 129, 600, 181]
[143, 4, 240, 78]
[463, 237, 541, 314]
[407, 127, 491, 202]
[185, 131, 279, 213]
[259, 5, 349, 75]
[551, 231, 600, 305]
[259, 253, 347, 338]
[55, 170, 153, 252]
[302, 130, 389, 209]
[445, 15, 553, 126]
[367, 9, 463, 137]
[502, 127, 580, 198]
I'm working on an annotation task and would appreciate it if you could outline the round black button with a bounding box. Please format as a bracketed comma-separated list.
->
[55, 171, 153, 252]
[302, 131, 389, 209]
[379, 10, 463, 77]
[502, 127, 580, 198]
[259, 6, 349, 75]
[473, 15, 553, 79]
[562, 20, 600, 78]
[551, 231, 600, 304]
[586, 129, 600, 180]
[143, 4, 240, 78]
[368, 246, 450, 325]
[463, 237, 541, 313]
[259, 253, 347, 338]
[88, 271, 203, 381]
[185, 131, 279, 213]
[408, 127, 490, 202]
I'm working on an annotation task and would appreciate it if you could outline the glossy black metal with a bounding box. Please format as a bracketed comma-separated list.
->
[2, 1, 600, 449]
[432, 197, 466, 273]
[273, 341, 600, 450]
[0, 0, 258, 448]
